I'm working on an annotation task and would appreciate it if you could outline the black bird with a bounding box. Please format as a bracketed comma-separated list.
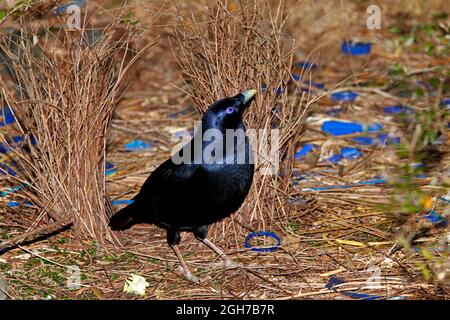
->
[109, 89, 257, 282]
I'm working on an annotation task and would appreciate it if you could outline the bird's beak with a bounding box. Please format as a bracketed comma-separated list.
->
[241, 89, 257, 105]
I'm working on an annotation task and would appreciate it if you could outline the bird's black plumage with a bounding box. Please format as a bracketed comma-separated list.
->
[109, 90, 256, 256]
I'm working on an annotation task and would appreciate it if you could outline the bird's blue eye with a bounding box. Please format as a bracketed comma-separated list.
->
[225, 107, 234, 114]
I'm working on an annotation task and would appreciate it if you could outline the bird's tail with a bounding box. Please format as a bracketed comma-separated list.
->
[109, 202, 140, 231]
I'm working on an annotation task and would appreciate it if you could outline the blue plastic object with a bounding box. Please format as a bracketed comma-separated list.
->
[53, 0, 87, 15]
[261, 84, 285, 96]
[0, 135, 37, 154]
[0, 143, 9, 154]
[294, 144, 317, 159]
[292, 75, 325, 90]
[322, 120, 383, 136]
[326, 276, 404, 300]
[105, 162, 117, 176]
[111, 199, 135, 205]
[352, 134, 400, 146]
[423, 210, 448, 228]
[331, 91, 359, 102]
[326, 147, 363, 163]
[244, 231, 281, 253]
[0, 163, 16, 176]
[6, 201, 34, 208]
[312, 82, 325, 89]
[275, 87, 285, 96]
[439, 196, 450, 205]
[304, 178, 387, 191]
[0, 107, 15, 126]
[326, 107, 343, 116]
[322, 121, 362, 135]
[441, 98, 450, 109]
[124, 140, 152, 151]
[352, 136, 374, 145]
[341, 147, 363, 159]
[0, 183, 27, 197]
[341, 41, 372, 55]
[7, 201, 20, 207]
[330, 147, 363, 163]
[12, 134, 37, 145]
[383, 105, 413, 114]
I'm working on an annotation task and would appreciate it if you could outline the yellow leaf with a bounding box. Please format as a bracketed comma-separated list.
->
[320, 268, 346, 277]
[90, 287, 104, 300]
[335, 239, 367, 247]
[422, 195, 433, 210]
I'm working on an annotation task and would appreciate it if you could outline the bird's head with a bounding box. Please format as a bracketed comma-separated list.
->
[202, 89, 257, 130]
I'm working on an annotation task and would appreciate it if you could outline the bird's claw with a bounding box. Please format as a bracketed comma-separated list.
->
[177, 266, 200, 284]
[185, 272, 200, 284]
[209, 258, 241, 270]
[224, 258, 240, 269]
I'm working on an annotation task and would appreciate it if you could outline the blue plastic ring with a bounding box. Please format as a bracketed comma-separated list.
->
[244, 231, 281, 252]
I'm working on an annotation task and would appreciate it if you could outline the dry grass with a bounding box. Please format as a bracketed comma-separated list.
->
[0, 18, 155, 245]
[0, 0, 448, 300]
[173, 0, 315, 244]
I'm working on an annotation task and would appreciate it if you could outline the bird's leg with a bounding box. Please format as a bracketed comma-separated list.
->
[170, 244, 200, 283]
[167, 229, 199, 283]
[194, 226, 239, 269]
[200, 238, 237, 268]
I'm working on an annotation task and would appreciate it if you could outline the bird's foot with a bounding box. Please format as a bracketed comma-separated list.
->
[209, 258, 241, 270]
[177, 266, 200, 284]
[224, 258, 240, 269]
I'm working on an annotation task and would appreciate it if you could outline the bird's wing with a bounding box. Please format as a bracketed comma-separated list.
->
[135, 158, 201, 201]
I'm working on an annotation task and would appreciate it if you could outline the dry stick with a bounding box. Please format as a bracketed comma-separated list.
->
[243, 267, 294, 297]
[16, 245, 73, 270]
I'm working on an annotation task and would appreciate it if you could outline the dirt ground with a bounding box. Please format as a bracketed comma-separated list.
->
[0, 0, 449, 299]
